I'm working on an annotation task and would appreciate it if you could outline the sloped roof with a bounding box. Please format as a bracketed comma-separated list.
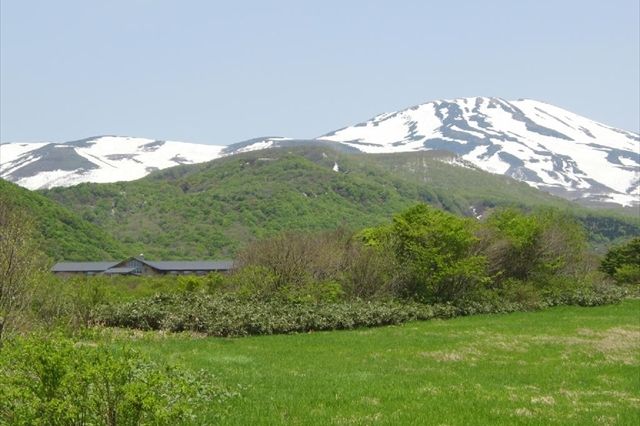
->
[51, 259, 234, 273]
[142, 260, 234, 271]
[52, 261, 119, 272]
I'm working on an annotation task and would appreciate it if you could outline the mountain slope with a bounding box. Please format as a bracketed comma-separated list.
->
[41, 146, 639, 259]
[0, 179, 127, 261]
[315, 97, 639, 206]
[0, 136, 225, 190]
[2, 97, 638, 207]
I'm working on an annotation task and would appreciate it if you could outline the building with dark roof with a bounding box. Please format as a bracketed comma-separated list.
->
[52, 257, 234, 276]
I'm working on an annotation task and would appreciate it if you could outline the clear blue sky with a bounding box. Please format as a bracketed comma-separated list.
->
[1, 0, 639, 145]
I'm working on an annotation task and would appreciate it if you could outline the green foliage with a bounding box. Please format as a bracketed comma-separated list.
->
[0, 179, 126, 261]
[361, 204, 489, 302]
[39, 147, 639, 259]
[96, 293, 449, 336]
[613, 264, 640, 285]
[392, 204, 487, 302]
[223, 265, 281, 299]
[96, 284, 625, 337]
[0, 334, 234, 425]
[600, 237, 640, 284]
[0, 197, 49, 341]
[482, 208, 588, 284]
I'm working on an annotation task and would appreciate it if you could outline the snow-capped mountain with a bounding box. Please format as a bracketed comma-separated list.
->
[320, 97, 639, 206]
[233, 97, 639, 206]
[0, 136, 225, 190]
[1, 97, 638, 206]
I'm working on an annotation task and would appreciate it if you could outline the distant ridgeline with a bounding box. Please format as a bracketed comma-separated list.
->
[3, 98, 638, 207]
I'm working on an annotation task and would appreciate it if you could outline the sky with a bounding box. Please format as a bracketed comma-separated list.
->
[1, 0, 639, 145]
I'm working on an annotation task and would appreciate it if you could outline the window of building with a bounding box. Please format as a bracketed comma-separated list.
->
[127, 260, 143, 274]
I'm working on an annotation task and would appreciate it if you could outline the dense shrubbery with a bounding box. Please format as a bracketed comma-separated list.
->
[2, 200, 630, 340]
[359, 204, 489, 302]
[26, 203, 622, 338]
[95, 284, 626, 337]
[600, 237, 640, 285]
[97, 295, 450, 336]
[0, 334, 235, 424]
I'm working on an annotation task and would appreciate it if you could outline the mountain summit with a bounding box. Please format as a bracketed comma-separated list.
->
[234, 97, 639, 206]
[0, 136, 224, 189]
[1, 97, 638, 206]
[322, 97, 639, 206]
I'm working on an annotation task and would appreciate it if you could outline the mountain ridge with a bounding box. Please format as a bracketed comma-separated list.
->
[40, 146, 639, 259]
[1, 97, 638, 206]
[320, 96, 638, 206]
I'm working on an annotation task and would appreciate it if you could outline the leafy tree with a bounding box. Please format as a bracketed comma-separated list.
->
[0, 197, 48, 342]
[362, 204, 489, 302]
[481, 208, 588, 285]
[600, 237, 640, 284]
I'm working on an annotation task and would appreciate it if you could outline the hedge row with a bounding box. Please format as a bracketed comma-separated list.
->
[96, 286, 626, 337]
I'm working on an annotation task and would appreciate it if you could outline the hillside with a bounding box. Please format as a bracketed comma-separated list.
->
[41, 147, 638, 259]
[0, 179, 127, 261]
[3, 98, 638, 208]
[237, 97, 640, 207]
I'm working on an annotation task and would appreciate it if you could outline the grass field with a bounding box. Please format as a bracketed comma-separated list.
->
[114, 299, 640, 425]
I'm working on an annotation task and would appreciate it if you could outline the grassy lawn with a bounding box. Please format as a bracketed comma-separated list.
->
[117, 300, 640, 425]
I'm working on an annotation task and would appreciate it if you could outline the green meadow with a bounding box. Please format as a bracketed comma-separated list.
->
[116, 299, 640, 425]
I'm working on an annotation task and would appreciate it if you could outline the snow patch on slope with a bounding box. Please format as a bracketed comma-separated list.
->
[1, 136, 225, 190]
[319, 97, 639, 206]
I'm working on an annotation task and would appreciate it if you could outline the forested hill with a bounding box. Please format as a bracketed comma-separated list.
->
[40, 147, 639, 259]
[0, 179, 127, 261]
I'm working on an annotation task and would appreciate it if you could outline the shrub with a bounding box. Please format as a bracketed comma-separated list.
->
[341, 242, 396, 299]
[95, 287, 625, 338]
[0, 334, 234, 425]
[361, 204, 489, 302]
[600, 237, 640, 284]
[613, 264, 640, 285]
[97, 294, 444, 336]
[481, 208, 588, 285]
[0, 198, 48, 341]
[237, 229, 352, 288]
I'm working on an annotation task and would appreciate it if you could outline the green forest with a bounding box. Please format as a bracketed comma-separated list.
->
[38, 147, 639, 260]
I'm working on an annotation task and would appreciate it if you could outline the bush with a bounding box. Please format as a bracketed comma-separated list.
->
[600, 237, 640, 285]
[95, 286, 625, 338]
[0, 198, 48, 341]
[361, 204, 489, 302]
[481, 208, 588, 285]
[97, 294, 446, 336]
[613, 264, 640, 285]
[237, 229, 351, 288]
[0, 334, 235, 425]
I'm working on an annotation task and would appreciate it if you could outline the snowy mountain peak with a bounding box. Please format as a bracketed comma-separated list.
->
[0, 136, 225, 190]
[1, 98, 638, 207]
[317, 97, 639, 206]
